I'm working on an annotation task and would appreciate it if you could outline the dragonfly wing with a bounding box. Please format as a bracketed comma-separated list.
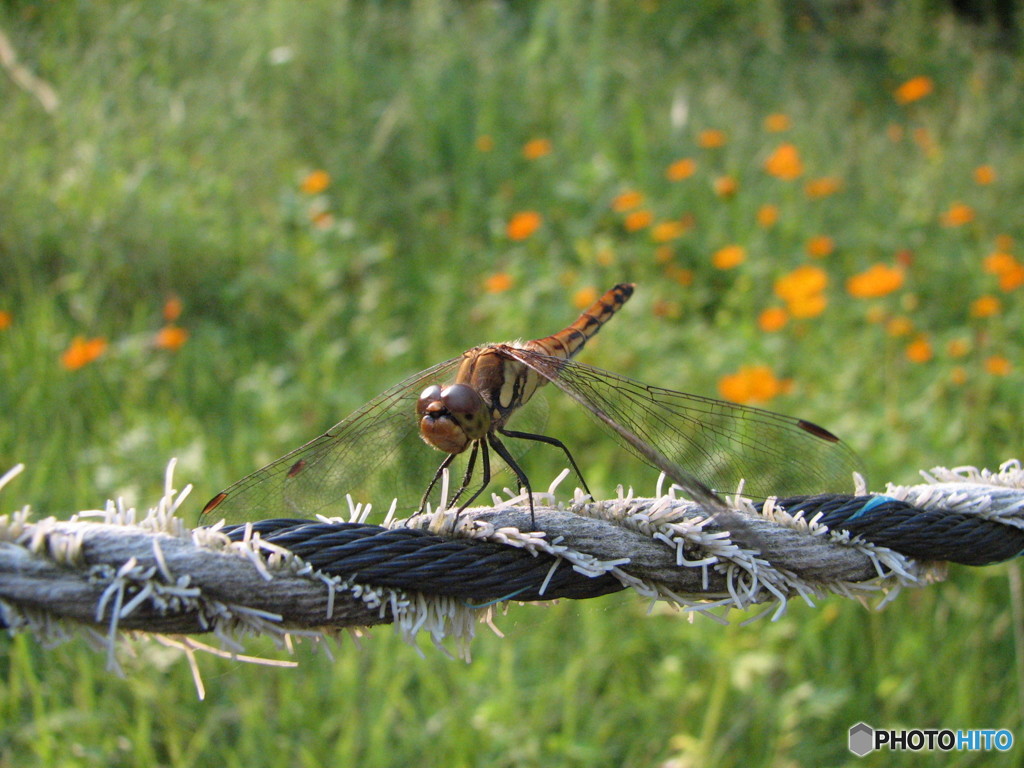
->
[203, 356, 466, 524]
[505, 349, 864, 506]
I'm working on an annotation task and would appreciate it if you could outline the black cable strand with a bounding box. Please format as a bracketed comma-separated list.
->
[222, 522, 624, 601]
[768, 495, 1024, 566]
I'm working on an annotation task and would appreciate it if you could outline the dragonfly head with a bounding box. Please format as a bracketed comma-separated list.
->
[417, 384, 491, 454]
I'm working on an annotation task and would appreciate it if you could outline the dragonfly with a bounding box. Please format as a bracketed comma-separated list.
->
[202, 283, 863, 526]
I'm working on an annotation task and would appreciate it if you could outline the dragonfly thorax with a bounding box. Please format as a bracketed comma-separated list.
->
[417, 383, 492, 454]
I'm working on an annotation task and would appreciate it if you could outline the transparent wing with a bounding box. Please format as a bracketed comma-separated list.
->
[202, 356, 466, 524]
[504, 348, 865, 509]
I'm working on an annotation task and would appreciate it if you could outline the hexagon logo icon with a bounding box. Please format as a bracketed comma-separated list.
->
[849, 722, 875, 756]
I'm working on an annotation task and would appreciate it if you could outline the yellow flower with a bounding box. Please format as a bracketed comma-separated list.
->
[623, 210, 653, 231]
[300, 170, 330, 195]
[758, 306, 788, 332]
[894, 75, 934, 105]
[611, 190, 644, 212]
[756, 204, 779, 229]
[973, 165, 996, 185]
[573, 286, 599, 310]
[697, 129, 727, 148]
[712, 244, 746, 270]
[847, 264, 904, 299]
[985, 355, 1012, 376]
[154, 325, 189, 351]
[970, 295, 1001, 318]
[718, 365, 790, 404]
[651, 219, 691, 243]
[522, 138, 552, 159]
[665, 158, 697, 181]
[939, 203, 975, 227]
[61, 336, 107, 370]
[763, 113, 791, 132]
[804, 177, 843, 199]
[806, 235, 835, 259]
[596, 248, 615, 266]
[506, 211, 542, 240]
[713, 175, 738, 198]
[484, 272, 514, 294]
[763, 143, 804, 180]
[906, 336, 933, 363]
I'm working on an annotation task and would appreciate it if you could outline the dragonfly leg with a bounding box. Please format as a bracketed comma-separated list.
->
[418, 452, 458, 515]
[447, 441, 480, 508]
[452, 439, 491, 525]
[487, 432, 536, 528]
[498, 427, 592, 499]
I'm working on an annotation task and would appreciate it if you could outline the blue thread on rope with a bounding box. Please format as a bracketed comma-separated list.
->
[849, 494, 897, 520]
[463, 585, 533, 608]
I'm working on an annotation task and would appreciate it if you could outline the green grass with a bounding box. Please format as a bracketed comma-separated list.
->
[1, 1, 1022, 765]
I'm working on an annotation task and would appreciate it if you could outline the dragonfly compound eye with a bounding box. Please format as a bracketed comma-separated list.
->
[417, 385, 444, 416]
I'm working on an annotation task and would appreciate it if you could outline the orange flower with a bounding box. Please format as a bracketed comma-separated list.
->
[506, 211, 542, 240]
[623, 210, 653, 231]
[894, 75, 934, 105]
[718, 365, 789, 404]
[763, 113, 791, 133]
[806, 235, 835, 259]
[756, 204, 779, 229]
[596, 248, 615, 266]
[775, 265, 828, 303]
[939, 203, 975, 227]
[651, 219, 690, 243]
[654, 245, 673, 264]
[758, 306, 788, 332]
[912, 127, 936, 155]
[847, 264, 904, 299]
[484, 272, 514, 294]
[665, 158, 697, 181]
[664, 265, 694, 286]
[763, 143, 803, 180]
[713, 175, 738, 198]
[998, 263, 1024, 292]
[652, 299, 681, 319]
[155, 325, 189, 351]
[995, 234, 1014, 252]
[886, 316, 913, 337]
[788, 292, 827, 319]
[0, 310, 10, 330]
[162, 296, 182, 322]
[300, 170, 330, 195]
[906, 336, 933, 363]
[712, 244, 746, 270]
[985, 355, 1012, 376]
[475, 134, 494, 152]
[946, 339, 970, 358]
[522, 138, 552, 159]
[973, 165, 996, 185]
[573, 286, 599, 310]
[982, 251, 1016, 276]
[697, 129, 727, 148]
[611, 190, 644, 212]
[886, 124, 904, 143]
[805, 177, 843, 199]
[970, 295, 1001, 318]
[61, 336, 107, 370]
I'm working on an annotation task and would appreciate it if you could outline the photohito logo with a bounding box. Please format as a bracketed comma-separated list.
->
[849, 722, 1013, 756]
